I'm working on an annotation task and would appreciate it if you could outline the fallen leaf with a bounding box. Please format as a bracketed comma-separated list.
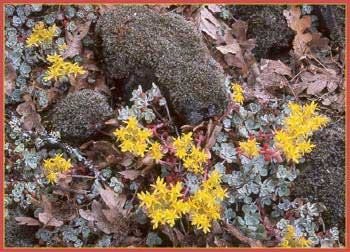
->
[98, 183, 126, 210]
[119, 169, 141, 180]
[63, 20, 92, 59]
[231, 20, 248, 41]
[256, 59, 292, 93]
[38, 212, 64, 227]
[207, 5, 222, 13]
[283, 6, 312, 58]
[5, 64, 17, 96]
[216, 41, 241, 55]
[16, 100, 43, 132]
[193, 7, 222, 40]
[79, 209, 95, 222]
[15, 217, 40, 226]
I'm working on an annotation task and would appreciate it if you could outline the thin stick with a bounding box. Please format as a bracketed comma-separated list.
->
[164, 102, 179, 137]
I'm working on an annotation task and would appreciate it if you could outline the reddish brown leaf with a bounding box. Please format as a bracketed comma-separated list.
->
[119, 169, 140, 180]
[15, 217, 40, 226]
[63, 20, 92, 59]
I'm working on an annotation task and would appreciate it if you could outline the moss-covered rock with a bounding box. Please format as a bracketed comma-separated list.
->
[296, 120, 345, 240]
[51, 89, 112, 140]
[96, 6, 227, 125]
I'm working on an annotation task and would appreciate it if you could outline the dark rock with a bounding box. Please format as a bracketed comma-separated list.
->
[296, 120, 345, 241]
[51, 89, 113, 141]
[5, 207, 38, 247]
[231, 6, 294, 60]
[312, 5, 345, 49]
[95, 6, 227, 125]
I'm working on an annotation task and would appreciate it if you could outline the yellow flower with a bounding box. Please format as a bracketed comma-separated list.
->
[46, 172, 58, 184]
[183, 145, 208, 174]
[150, 142, 164, 161]
[239, 138, 260, 159]
[138, 177, 188, 229]
[58, 42, 67, 51]
[173, 132, 209, 174]
[43, 154, 72, 184]
[232, 83, 244, 104]
[173, 132, 193, 159]
[280, 225, 312, 248]
[26, 22, 58, 48]
[44, 53, 86, 81]
[114, 116, 153, 157]
[187, 170, 227, 233]
[274, 102, 329, 163]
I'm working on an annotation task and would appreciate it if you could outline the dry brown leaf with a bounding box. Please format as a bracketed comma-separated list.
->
[5, 64, 17, 96]
[119, 169, 141, 180]
[79, 209, 95, 222]
[231, 20, 248, 42]
[207, 5, 222, 13]
[63, 20, 92, 59]
[38, 194, 64, 227]
[216, 41, 241, 55]
[16, 100, 43, 132]
[283, 6, 312, 58]
[193, 6, 222, 40]
[98, 183, 126, 211]
[38, 212, 64, 227]
[98, 185, 120, 209]
[256, 59, 292, 93]
[15, 216, 40, 226]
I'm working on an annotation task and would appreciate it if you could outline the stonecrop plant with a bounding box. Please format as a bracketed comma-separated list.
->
[44, 53, 86, 81]
[26, 22, 58, 48]
[186, 170, 227, 233]
[113, 116, 153, 157]
[280, 225, 312, 248]
[138, 177, 187, 229]
[138, 170, 227, 233]
[173, 132, 209, 174]
[42, 153, 72, 184]
[26, 21, 86, 82]
[274, 101, 329, 163]
[110, 81, 337, 247]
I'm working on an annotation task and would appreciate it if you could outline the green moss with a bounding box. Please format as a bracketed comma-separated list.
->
[96, 6, 227, 124]
[51, 89, 112, 140]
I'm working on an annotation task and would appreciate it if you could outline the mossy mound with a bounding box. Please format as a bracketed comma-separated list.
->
[51, 89, 113, 140]
[96, 6, 227, 125]
[296, 120, 345, 240]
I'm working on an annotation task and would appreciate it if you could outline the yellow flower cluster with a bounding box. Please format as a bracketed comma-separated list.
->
[114, 116, 164, 160]
[280, 225, 312, 247]
[274, 101, 329, 163]
[114, 116, 153, 157]
[44, 53, 86, 81]
[149, 142, 164, 161]
[239, 138, 260, 159]
[26, 22, 58, 48]
[232, 83, 244, 104]
[43, 154, 72, 184]
[138, 171, 227, 233]
[138, 177, 188, 229]
[173, 132, 208, 174]
[187, 170, 227, 233]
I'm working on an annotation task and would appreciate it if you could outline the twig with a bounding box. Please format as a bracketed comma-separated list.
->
[67, 174, 95, 179]
[52, 186, 90, 195]
[224, 222, 263, 247]
[164, 102, 179, 137]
